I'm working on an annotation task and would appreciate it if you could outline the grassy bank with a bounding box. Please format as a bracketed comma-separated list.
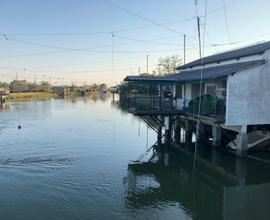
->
[7, 92, 57, 100]
[6, 91, 101, 101]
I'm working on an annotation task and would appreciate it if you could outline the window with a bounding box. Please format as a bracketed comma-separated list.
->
[205, 83, 216, 96]
[216, 78, 227, 98]
[176, 85, 182, 98]
[191, 83, 204, 99]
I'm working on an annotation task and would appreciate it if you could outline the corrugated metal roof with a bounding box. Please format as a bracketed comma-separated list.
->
[124, 75, 176, 82]
[124, 59, 266, 83]
[178, 41, 270, 70]
[171, 59, 266, 81]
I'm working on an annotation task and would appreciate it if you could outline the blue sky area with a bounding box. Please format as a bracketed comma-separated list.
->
[0, 0, 270, 85]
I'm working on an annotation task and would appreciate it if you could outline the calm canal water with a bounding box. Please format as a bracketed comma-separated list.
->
[0, 95, 270, 220]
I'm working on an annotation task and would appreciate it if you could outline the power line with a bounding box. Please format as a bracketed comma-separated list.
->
[2, 36, 197, 58]
[1, 0, 237, 38]
[0, 65, 145, 74]
[17, 57, 139, 69]
[112, 16, 197, 33]
[1, 17, 196, 37]
[101, 0, 189, 36]
[2, 35, 200, 58]
[222, 0, 232, 43]
[204, 0, 236, 16]
[115, 34, 187, 46]
[5, 37, 104, 52]
[3, 33, 269, 60]
[0, 31, 110, 37]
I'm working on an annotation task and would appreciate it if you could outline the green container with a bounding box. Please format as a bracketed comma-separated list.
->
[187, 95, 218, 115]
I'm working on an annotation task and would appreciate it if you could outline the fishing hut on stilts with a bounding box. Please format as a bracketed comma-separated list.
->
[123, 41, 270, 157]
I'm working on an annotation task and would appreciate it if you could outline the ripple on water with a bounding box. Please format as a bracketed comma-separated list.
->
[0, 155, 75, 167]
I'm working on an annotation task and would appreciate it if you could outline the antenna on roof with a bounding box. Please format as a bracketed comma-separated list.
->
[184, 34, 186, 64]
[146, 54, 149, 73]
[197, 17, 202, 59]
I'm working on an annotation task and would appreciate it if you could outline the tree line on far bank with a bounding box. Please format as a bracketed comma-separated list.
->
[0, 80, 108, 93]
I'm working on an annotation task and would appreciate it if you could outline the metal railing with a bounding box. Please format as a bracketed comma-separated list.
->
[128, 95, 160, 111]
[127, 94, 226, 121]
[128, 95, 174, 112]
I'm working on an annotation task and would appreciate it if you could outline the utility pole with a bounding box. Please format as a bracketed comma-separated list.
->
[183, 34, 186, 64]
[138, 67, 141, 75]
[146, 54, 149, 73]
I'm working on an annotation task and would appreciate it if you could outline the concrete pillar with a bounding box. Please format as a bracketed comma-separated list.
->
[164, 116, 171, 143]
[157, 126, 162, 145]
[211, 148, 221, 164]
[236, 125, 248, 157]
[157, 84, 161, 96]
[212, 126, 222, 146]
[185, 118, 192, 143]
[164, 152, 169, 167]
[172, 85, 176, 108]
[158, 84, 162, 110]
[235, 158, 247, 185]
[196, 121, 205, 141]
[174, 118, 181, 144]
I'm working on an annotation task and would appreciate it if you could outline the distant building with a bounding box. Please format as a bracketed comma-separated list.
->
[77, 87, 95, 96]
[109, 86, 118, 93]
[0, 88, 10, 95]
[52, 86, 69, 96]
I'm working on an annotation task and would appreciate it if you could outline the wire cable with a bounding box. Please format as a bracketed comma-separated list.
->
[193, 0, 208, 176]
[101, 0, 191, 37]
[222, 0, 232, 43]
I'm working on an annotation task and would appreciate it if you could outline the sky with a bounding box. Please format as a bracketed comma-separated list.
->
[0, 0, 270, 86]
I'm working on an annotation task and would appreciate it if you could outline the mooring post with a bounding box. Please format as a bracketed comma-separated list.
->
[236, 125, 248, 157]
[212, 125, 222, 146]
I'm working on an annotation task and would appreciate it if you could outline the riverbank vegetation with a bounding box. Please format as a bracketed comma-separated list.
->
[0, 80, 109, 100]
[7, 92, 57, 100]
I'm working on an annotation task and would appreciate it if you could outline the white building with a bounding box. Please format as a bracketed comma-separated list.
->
[124, 41, 270, 154]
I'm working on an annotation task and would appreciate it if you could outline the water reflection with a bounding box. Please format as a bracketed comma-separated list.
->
[1, 95, 269, 219]
[0, 102, 10, 112]
[126, 144, 270, 220]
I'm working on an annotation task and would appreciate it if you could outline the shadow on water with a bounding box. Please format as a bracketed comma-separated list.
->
[125, 142, 270, 220]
